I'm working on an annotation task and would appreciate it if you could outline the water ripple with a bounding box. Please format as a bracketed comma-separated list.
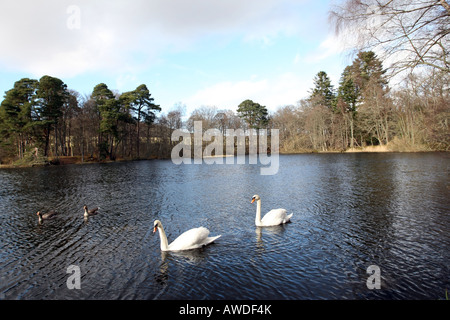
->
[0, 154, 449, 299]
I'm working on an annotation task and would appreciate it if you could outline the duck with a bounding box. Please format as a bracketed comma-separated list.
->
[153, 219, 221, 251]
[36, 210, 59, 223]
[83, 205, 99, 218]
[251, 194, 293, 227]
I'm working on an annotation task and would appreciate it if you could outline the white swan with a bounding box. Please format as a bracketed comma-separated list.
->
[251, 194, 293, 227]
[153, 220, 221, 251]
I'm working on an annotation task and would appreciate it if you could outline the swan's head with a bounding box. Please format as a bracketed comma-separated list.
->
[251, 195, 260, 203]
[153, 220, 162, 233]
[36, 211, 41, 216]
[83, 205, 88, 210]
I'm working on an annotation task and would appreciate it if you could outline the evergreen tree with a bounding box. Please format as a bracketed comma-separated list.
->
[336, 66, 359, 148]
[237, 99, 269, 129]
[92, 83, 119, 159]
[350, 51, 390, 145]
[35, 75, 69, 157]
[310, 71, 335, 109]
[350, 51, 387, 94]
[337, 66, 359, 114]
[336, 51, 389, 148]
[121, 84, 160, 158]
[0, 78, 38, 159]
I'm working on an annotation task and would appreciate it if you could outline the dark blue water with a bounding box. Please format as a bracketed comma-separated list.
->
[0, 153, 449, 299]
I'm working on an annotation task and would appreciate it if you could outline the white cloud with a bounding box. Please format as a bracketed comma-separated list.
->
[0, 1, 132, 78]
[184, 72, 311, 113]
[184, 79, 268, 111]
[0, 0, 309, 79]
[304, 32, 352, 64]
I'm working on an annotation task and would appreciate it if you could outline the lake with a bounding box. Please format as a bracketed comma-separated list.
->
[0, 153, 448, 300]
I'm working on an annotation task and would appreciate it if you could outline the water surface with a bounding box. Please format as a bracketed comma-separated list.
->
[0, 153, 449, 299]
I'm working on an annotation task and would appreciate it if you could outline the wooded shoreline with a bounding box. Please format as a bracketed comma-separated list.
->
[1, 54, 448, 165]
[1, 146, 445, 169]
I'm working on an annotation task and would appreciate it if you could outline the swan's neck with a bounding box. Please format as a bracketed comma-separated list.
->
[255, 199, 262, 226]
[84, 209, 89, 217]
[38, 215, 43, 223]
[157, 225, 170, 251]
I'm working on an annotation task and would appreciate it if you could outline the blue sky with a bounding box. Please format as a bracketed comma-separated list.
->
[0, 0, 353, 116]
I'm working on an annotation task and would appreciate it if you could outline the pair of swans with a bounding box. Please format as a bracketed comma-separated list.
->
[153, 194, 293, 252]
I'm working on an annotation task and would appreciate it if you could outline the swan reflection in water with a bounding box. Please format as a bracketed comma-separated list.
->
[153, 241, 216, 299]
[255, 225, 288, 252]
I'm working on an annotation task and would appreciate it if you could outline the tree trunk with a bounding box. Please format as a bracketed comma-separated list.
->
[349, 116, 354, 149]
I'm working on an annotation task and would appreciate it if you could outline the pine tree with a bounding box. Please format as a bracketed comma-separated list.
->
[121, 84, 160, 158]
[337, 66, 359, 148]
[350, 51, 387, 94]
[310, 71, 335, 109]
[35, 75, 68, 157]
[350, 51, 390, 145]
[92, 83, 118, 159]
[336, 51, 390, 148]
[237, 99, 269, 129]
[0, 78, 38, 159]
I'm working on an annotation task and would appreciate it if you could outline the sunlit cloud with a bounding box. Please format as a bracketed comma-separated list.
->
[184, 72, 311, 113]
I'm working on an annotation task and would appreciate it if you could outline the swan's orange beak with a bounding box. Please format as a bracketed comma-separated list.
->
[153, 226, 157, 234]
[251, 198, 255, 204]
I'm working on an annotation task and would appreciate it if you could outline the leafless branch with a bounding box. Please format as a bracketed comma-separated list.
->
[329, 0, 450, 77]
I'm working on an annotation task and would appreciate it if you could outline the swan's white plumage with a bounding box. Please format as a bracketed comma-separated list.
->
[252, 195, 293, 227]
[153, 220, 221, 251]
[260, 208, 292, 226]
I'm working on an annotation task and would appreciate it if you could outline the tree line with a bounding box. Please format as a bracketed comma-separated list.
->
[0, 52, 447, 167]
[0, 77, 163, 164]
[1, 0, 448, 164]
[0, 76, 273, 164]
[272, 51, 448, 152]
[275, 0, 450, 153]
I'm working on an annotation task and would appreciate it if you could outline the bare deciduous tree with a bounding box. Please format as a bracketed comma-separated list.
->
[329, 0, 450, 76]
